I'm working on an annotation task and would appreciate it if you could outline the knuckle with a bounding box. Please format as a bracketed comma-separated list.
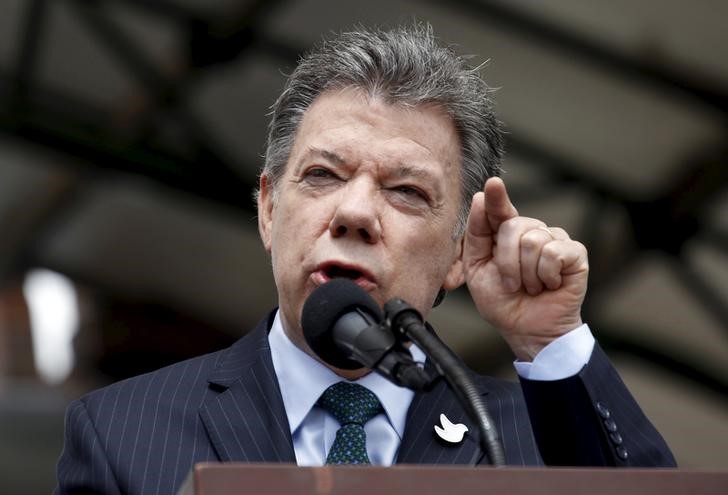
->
[520, 230, 548, 250]
[541, 242, 563, 261]
[520, 230, 538, 244]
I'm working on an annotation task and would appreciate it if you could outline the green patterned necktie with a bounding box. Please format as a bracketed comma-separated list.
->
[318, 382, 383, 465]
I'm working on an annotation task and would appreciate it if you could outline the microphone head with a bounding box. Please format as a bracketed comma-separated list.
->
[301, 279, 383, 369]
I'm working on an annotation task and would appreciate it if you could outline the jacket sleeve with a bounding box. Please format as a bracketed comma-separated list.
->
[519, 343, 677, 467]
[54, 399, 122, 495]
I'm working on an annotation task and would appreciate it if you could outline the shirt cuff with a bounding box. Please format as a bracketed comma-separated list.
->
[513, 324, 595, 381]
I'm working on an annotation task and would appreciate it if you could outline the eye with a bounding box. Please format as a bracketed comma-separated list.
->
[390, 185, 429, 204]
[393, 185, 422, 197]
[306, 167, 335, 179]
[300, 167, 342, 185]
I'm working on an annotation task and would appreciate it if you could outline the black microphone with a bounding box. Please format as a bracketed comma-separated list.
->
[301, 279, 433, 390]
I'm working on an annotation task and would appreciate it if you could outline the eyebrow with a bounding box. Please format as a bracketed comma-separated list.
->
[297, 147, 347, 168]
[392, 164, 436, 181]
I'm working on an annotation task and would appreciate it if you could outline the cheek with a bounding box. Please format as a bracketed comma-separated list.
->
[392, 231, 456, 285]
[415, 238, 459, 284]
[270, 202, 332, 258]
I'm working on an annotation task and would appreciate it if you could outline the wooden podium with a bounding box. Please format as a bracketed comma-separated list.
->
[178, 463, 728, 495]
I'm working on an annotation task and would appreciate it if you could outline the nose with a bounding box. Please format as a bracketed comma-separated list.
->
[328, 178, 382, 244]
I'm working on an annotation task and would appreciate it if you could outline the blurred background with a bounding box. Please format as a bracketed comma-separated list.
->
[0, 0, 726, 493]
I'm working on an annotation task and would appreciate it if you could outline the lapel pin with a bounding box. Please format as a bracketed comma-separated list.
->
[434, 413, 468, 443]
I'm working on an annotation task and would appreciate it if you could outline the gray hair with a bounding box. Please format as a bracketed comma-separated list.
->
[260, 23, 504, 236]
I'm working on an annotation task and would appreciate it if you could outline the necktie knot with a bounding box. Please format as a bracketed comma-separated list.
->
[318, 382, 382, 426]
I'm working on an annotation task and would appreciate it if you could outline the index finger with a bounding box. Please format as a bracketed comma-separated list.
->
[484, 177, 519, 233]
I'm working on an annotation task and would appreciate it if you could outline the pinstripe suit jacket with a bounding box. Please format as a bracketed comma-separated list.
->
[55, 311, 675, 495]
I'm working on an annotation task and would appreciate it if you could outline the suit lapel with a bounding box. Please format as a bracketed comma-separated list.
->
[397, 374, 489, 465]
[199, 313, 296, 463]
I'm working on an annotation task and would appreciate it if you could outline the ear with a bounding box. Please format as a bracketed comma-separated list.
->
[442, 236, 465, 290]
[257, 174, 274, 252]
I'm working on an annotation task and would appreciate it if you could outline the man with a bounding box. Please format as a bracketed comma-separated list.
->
[55, 24, 675, 495]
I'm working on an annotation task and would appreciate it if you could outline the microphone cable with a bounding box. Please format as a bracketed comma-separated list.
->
[384, 298, 506, 467]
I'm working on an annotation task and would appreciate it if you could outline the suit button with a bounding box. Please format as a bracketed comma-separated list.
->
[595, 401, 611, 419]
[604, 419, 618, 432]
[616, 446, 629, 460]
[609, 432, 623, 445]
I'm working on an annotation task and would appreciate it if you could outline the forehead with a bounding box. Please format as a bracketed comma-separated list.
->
[289, 88, 462, 175]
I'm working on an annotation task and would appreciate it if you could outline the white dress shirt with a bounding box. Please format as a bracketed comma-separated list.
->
[268, 310, 595, 466]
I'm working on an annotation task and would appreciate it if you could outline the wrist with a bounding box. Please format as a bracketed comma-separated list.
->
[504, 318, 584, 362]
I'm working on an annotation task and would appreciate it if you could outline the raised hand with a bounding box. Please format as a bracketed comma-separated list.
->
[462, 178, 589, 361]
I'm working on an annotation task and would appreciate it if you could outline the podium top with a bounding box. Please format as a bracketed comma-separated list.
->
[178, 463, 728, 495]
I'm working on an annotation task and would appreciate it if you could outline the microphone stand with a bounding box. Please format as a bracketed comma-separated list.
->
[384, 299, 506, 467]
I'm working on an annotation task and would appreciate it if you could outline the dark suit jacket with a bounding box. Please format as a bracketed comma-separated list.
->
[55, 311, 675, 495]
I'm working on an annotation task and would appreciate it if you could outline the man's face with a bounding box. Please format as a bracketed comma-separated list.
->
[258, 88, 465, 354]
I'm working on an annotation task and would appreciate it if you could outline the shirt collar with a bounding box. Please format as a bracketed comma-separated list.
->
[268, 310, 420, 439]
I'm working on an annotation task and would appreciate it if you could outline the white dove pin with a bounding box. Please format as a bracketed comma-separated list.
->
[434, 413, 469, 443]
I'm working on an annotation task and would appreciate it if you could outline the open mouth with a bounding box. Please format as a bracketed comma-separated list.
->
[324, 264, 364, 280]
[312, 262, 376, 290]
